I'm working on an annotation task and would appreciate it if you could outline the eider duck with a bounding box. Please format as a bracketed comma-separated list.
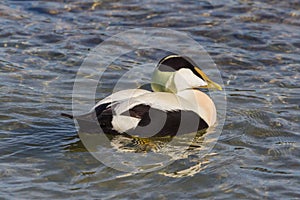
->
[64, 55, 222, 138]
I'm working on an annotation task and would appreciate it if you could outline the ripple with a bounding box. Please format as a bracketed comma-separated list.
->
[25, 49, 66, 60]
[1, 0, 300, 199]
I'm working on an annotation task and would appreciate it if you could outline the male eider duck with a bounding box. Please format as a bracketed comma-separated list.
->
[64, 55, 222, 138]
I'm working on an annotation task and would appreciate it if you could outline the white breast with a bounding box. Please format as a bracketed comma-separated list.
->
[177, 90, 216, 126]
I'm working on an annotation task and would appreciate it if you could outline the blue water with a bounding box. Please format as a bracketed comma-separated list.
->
[1, 0, 299, 199]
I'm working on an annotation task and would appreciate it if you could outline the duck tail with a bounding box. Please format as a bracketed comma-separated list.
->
[61, 113, 74, 119]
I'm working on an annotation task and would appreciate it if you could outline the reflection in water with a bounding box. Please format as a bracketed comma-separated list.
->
[65, 129, 216, 178]
[69, 123, 215, 173]
[99, 129, 207, 153]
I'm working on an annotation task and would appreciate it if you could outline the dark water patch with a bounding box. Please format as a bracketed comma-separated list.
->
[231, 32, 266, 45]
[37, 34, 65, 44]
[26, 49, 66, 60]
[27, 6, 62, 16]
[79, 36, 104, 47]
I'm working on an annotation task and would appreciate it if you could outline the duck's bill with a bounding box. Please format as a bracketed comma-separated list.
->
[205, 79, 222, 90]
[194, 67, 223, 91]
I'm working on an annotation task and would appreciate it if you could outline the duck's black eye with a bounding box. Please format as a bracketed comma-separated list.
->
[157, 55, 204, 80]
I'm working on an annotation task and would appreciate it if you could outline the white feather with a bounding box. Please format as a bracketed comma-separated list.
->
[90, 89, 151, 112]
[177, 90, 216, 126]
[114, 92, 197, 115]
[173, 68, 207, 92]
[111, 115, 141, 133]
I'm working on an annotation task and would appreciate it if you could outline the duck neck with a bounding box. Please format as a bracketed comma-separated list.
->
[151, 69, 176, 93]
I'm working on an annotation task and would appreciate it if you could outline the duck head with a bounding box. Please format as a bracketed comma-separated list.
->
[151, 55, 222, 93]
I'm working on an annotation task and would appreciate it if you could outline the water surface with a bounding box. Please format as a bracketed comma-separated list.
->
[1, 0, 299, 199]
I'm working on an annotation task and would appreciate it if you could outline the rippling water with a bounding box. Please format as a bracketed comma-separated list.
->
[1, 0, 299, 199]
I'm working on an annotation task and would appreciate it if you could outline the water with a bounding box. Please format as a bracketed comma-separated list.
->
[1, 0, 299, 199]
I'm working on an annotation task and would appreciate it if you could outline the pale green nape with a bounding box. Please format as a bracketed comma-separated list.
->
[150, 68, 176, 93]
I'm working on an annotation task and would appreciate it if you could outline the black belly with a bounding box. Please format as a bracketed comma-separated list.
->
[93, 104, 209, 138]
